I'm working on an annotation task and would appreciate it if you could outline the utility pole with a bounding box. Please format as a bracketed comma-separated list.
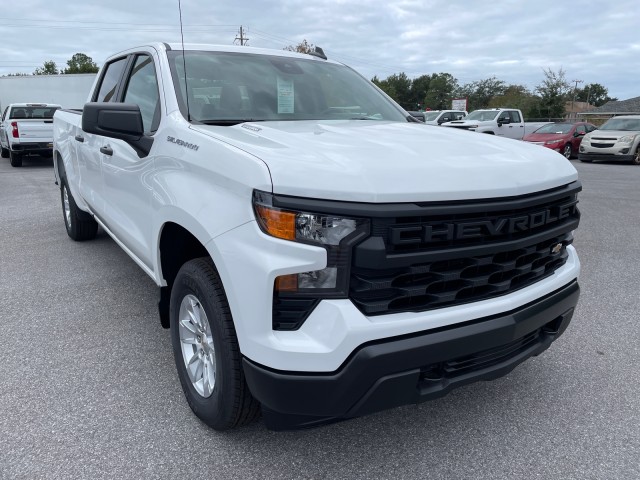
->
[571, 79, 583, 119]
[235, 26, 249, 46]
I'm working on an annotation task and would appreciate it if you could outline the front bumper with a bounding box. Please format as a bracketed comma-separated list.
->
[244, 280, 580, 430]
[578, 152, 634, 162]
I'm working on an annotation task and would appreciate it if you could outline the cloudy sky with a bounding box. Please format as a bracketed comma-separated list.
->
[1, 0, 638, 100]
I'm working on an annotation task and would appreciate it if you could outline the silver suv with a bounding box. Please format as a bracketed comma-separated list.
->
[578, 115, 640, 165]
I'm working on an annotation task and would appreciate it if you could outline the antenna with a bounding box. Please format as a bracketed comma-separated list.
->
[178, 0, 191, 121]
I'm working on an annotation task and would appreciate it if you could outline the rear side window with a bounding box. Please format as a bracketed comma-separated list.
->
[94, 57, 128, 102]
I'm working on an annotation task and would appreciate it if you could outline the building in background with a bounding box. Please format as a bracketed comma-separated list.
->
[0, 74, 97, 111]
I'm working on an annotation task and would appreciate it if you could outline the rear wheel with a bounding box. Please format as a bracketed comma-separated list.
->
[562, 143, 573, 159]
[170, 258, 260, 430]
[9, 151, 22, 167]
[60, 181, 98, 241]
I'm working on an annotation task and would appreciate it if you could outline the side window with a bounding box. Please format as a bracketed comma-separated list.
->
[576, 125, 586, 134]
[440, 113, 451, 122]
[510, 110, 522, 123]
[123, 54, 160, 134]
[587, 124, 597, 132]
[94, 57, 128, 103]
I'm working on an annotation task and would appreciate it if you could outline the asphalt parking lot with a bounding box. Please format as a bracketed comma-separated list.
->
[0, 155, 638, 479]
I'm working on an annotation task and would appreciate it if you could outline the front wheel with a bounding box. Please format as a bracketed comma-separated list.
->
[60, 181, 98, 241]
[170, 258, 260, 430]
[563, 143, 573, 159]
[9, 151, 22, 167]
[632, 147, 640, 165]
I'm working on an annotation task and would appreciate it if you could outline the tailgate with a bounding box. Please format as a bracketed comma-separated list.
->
[16, 120, 54, 143]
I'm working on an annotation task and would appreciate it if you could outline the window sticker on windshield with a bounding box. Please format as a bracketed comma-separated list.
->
[277, 77, 294, 114]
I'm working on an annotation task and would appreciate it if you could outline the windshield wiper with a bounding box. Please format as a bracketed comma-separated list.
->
[198, 119, 264, 126]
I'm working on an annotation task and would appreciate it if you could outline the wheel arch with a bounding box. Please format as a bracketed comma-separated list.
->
[157, 221, 212, 328]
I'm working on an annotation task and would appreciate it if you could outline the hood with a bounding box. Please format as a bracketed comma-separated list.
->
[587, 129, 637, 139]
[524, 133, 570, 143]
[191, 120, 578, 203]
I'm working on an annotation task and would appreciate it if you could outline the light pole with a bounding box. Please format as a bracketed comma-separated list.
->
[571, 79, 583, 119]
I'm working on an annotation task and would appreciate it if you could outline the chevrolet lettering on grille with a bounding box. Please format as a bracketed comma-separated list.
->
[390, 200, 578, 245]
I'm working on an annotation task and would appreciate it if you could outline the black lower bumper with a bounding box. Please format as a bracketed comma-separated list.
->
[11, 142, 53, 155]
[243, 280, 580, 430]
[578, 153, 634, 162]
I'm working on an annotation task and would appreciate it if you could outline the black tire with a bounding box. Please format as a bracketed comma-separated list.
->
[562, 143, 573, 159]
[579, 158, 592, 163]
[9, 151, 22, 167]
[1, 147, 8, 158]
[170, 258, 260, 430]
[632, 147, 640, 165]
[60, 181, 98, 241]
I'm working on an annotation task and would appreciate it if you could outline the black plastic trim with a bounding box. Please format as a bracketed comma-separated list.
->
[269, 181, 582, 218]
[578, 153, 633, 162]
[243, 280, 580, 430]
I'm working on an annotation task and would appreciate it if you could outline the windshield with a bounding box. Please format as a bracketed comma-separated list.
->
[466, 110, 499, 121]
[534, 123, 572, 134]
[167, 51, 408, 124]
[423, 111, 441, 121]
[599, 117, 640, 131]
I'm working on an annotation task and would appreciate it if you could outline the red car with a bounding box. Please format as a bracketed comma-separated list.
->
[524, 122, 597, 159]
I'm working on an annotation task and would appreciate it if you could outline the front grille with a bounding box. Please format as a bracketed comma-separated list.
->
[591, 143, 615, 148]
[349, 182, 580, 316]
[350, 233, 571, 315]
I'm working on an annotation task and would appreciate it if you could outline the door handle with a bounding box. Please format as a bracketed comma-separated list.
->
[100, 145, 113, 156]
[74, 134, 84, 142]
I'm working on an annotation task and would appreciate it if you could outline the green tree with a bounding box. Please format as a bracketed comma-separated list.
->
[535, 67, 570, 119]
[575, 83, 616, 107]
[459, 77, 507, 111]
[424, 73, 458, 110]
[408, 74, 431, 110]
[372, 73, 412, 108]
[34, 60, 58, 75]
[63, 53, 99, 74]
[284, 39, 314, 54]
[489, 84, 541, 119]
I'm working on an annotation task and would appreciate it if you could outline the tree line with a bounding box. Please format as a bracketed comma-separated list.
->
[285, 40, 616, 120]
[371, 69, 616, 120]
[3, 53, 99, 77]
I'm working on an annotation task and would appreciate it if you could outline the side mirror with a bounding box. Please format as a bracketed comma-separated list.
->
[498, 117, 510, 125]
[578, 131, 586, 136]
[82, 102, 153, 157]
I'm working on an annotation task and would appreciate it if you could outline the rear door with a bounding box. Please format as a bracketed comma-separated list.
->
[99, 51, 161, 269]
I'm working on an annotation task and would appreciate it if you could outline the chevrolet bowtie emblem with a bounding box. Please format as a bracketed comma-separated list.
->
[550, 243, 563, 255]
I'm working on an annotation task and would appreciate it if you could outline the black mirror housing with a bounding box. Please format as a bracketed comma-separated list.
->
[82, 103, 153, 157]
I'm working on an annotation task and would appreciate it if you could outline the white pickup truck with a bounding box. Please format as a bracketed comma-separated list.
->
[1, 103, 60, 166]
[442, 108, 527, 139]
[53, 43, 581, 431]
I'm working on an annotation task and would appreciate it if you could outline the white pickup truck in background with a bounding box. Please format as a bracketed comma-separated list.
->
[0, 103, 60, 167]
[441, 108, 527, 139]
[53, 43, 581, 431]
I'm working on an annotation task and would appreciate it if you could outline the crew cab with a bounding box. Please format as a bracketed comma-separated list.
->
[442, 108, 526, 139]
[408, 109, 467, 125]
[578, 115, 640, 164]
[53, 43, 581, 431]
[0, 103, 60, 167]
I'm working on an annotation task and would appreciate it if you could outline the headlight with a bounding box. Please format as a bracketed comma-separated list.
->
[253, 190, 369, 293]
[545, 139, 563, 145]
[618, 135, 637, 144]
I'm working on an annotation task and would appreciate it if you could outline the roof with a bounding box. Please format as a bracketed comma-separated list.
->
[583, 96, 640, 115]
